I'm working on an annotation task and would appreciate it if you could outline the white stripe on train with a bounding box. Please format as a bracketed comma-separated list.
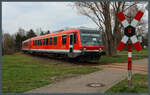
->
[22, 49, 102, 53]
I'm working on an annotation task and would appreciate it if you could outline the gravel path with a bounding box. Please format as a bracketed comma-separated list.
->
[25, 58, 148, 93]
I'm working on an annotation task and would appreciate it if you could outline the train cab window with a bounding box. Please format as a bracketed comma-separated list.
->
[54, 37, 57, 45]
[74, 33, 77, 44]
[50, 37, 52, 45]
[62, 35, 66, 45]
[46, 38, 49, 45]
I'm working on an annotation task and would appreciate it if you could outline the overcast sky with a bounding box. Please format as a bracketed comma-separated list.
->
[2, 2, 148, 34]
[2, 2, 98, 34]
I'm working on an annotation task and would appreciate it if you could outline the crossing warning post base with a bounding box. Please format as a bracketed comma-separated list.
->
[127, 42, 133, 88]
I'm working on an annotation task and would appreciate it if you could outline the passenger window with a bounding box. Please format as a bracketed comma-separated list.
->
[33, 40, 34, 46]
[54, 37, 57, 45]
[38, 40, 39, 46]
[50, 37, 52, 45]
[40, 40, 42, 45]
[46, 38, 48, 45]
[45, 39, 46, 45]
[43, 39, 45, 45]
[35, 40, 37, 46]
[74, 33, 77, 44]
[70, 35, 73, 45]
[34, 40, 36, 46]
[62, 35, 66, 45]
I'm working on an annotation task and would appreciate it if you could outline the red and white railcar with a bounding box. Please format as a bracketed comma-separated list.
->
[22, 28, 105, 60]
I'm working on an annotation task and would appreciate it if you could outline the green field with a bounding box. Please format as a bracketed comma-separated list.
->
[2, 54, 100, 93]
[105, 74, 148, 93]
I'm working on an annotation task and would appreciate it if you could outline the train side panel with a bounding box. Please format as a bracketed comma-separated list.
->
[22, 29, 105, 60]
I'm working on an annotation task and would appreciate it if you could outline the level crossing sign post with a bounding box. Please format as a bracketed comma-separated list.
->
[117, 10, 144, 88]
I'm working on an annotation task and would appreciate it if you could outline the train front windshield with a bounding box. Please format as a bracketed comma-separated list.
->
[79, 30, 102, 46]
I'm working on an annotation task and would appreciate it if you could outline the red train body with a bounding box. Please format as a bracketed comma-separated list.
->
[22, 28, 105, 60]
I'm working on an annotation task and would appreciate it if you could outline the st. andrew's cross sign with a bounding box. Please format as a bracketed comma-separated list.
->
[117, 10, 144, 87]
[117, 10, 144, 51]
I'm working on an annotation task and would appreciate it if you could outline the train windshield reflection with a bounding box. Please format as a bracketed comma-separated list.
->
[80, 30, 102, 46]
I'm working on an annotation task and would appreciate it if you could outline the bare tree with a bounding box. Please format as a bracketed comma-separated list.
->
[73, 2, 139, 56]
[15, 28, 27, 51]
[2, 33, 16, 55]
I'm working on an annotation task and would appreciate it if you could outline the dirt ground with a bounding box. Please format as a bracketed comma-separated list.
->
[25, 58, 148, 93]
[97, 58, 148, 74]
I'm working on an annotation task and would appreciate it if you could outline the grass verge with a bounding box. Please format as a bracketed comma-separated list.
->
[105, 74, 148, 93]
[2, 54, 100, 93]
[118, 48, 148, 55]
[100, 49, 147, 64]
[100, 55, 146, 63]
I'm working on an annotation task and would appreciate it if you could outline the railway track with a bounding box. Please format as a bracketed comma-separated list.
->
[98, 63, 148, 74]
[24, 53, 148, 74]
[24, 52, 100, 64]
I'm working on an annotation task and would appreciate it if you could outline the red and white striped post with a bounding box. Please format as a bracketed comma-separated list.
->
[127, 42, 132, 87]
[117, 10, 144, 88]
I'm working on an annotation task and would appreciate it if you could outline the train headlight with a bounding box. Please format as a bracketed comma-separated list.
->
[82, 48, 86, 51]
[99, 48, 102, 51]
[83, 48, 86, 51]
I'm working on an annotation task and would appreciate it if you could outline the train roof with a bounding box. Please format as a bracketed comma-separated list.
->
[22, 28, 99, 43]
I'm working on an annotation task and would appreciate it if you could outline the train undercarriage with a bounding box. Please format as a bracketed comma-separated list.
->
[22, 49, 105, 61]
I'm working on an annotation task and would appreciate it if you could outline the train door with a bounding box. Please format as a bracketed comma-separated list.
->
[73, 33, 78, 51]
[69, 33, 73, 53]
